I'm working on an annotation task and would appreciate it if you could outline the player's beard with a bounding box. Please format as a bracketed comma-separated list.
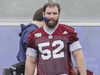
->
[44, 17, 59, 28]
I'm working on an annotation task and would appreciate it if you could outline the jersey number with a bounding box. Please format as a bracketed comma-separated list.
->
[38, 40, 64, 60]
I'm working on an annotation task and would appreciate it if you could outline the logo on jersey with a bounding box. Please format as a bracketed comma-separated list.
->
[34, 33, 42, 38]
[63, 31, 68, 34]
[48, 35, 53, 39]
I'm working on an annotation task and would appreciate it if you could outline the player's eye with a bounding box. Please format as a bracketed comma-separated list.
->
[53, 13, 57, 15]
[47, 13, 51, 14]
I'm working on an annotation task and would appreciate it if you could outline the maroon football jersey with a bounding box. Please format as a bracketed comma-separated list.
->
[86, 70, 94, 75]
[27, 24, 79, 75]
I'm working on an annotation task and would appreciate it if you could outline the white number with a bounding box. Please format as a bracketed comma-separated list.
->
[38, 42, 51, 60]
[38, 40, 64, 60]
[52, 40, 64, 58]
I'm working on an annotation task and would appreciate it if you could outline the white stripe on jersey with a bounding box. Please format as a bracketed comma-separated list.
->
[26, 47, 37, 57]
[69, 41, 82, 52]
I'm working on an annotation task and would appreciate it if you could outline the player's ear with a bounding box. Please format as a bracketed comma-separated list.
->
[42, 11, 45, 18]
[58, 12, 60, 16]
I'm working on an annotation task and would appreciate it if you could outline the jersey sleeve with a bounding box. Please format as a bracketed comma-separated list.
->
[68, 29, 79, 44]
[67, 28, 82, 52]
[26, 32, 38, 57]
[26, 47, 37, 57]
[69, 41, 82, 52]
[27, 32, 35, 49]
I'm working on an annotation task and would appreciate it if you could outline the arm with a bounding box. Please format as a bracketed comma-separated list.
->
[25, 55, 36, 75]
[72, 49, 87, 75]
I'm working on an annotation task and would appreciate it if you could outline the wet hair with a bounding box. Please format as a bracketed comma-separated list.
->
[43, 1, 61, 13]
[33, 7, 43, 21]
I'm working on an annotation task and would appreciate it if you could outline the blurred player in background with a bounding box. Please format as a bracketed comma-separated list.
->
[17, 7, 44, 63]
[15, 7, 44, 75]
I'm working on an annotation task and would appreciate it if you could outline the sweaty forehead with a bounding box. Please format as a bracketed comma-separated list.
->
[45, 6, 58, 13]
